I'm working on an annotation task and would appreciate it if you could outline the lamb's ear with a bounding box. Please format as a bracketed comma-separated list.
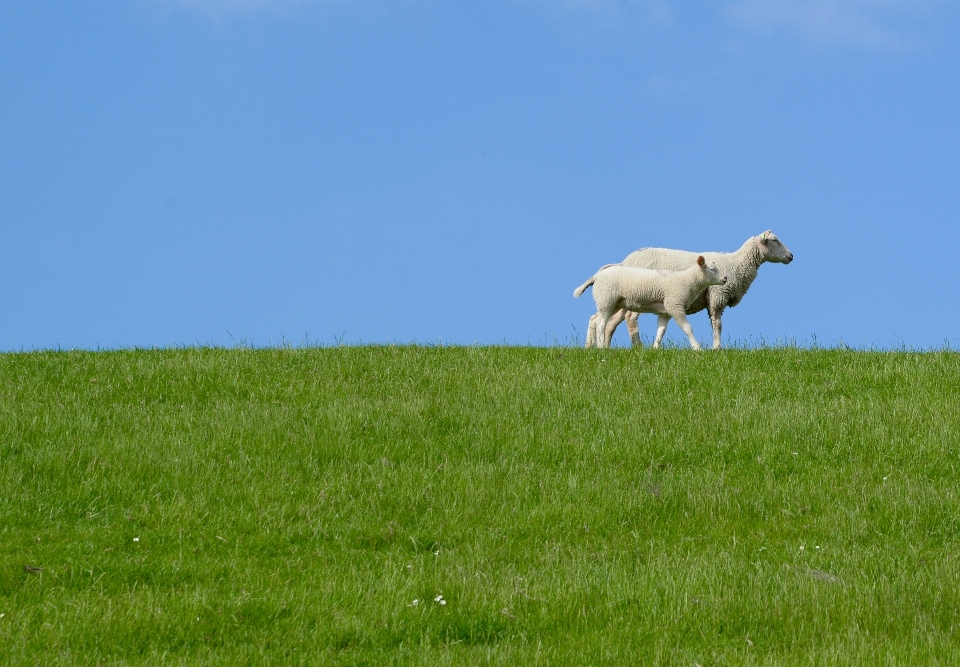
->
[697, 255, 705, 266]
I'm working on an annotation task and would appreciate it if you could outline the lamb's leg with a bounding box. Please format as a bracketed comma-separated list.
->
[585, 313, 598, 348]
[670, 309, 702, 351]
[595, 312, 610, 348]
[709, 309, 723, 350]
[603, 309, 626, 346]
[625, 312, 642, 348]
[653, 315, 670, 349]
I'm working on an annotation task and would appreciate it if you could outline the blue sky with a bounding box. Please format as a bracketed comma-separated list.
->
[2, 0, 958, 350]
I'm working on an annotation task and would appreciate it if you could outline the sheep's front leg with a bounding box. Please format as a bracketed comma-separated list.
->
[653, 315, 670, 349]
[625, 312, 642, 348]
[670, 310, 702, 351]
[709, 309, 723, 350]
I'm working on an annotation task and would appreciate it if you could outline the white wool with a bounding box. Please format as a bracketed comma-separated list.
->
[574, 258, 726, 350]
[583, 230, 793, 349]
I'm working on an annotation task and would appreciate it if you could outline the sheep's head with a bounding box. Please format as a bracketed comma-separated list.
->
[756, 230, 794, 264]
[697, 256, 728, 285]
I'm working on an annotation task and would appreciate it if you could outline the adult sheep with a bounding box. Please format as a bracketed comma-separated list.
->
[584, 230, 793, 349]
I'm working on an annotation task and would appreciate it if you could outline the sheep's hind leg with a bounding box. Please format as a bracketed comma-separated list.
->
[603, 309, 626, 347]
[595, 313, 611, 348]
[585, 313, 599, 348]
[625, 312, 642, 348]
[653, 315, 670, 349]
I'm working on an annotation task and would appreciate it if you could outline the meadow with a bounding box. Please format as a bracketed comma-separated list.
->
[1, 345, 959, 665]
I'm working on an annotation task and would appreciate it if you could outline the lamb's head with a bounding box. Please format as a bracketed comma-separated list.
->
[697, 255, 727, 286]
[755, 230, 794, 264]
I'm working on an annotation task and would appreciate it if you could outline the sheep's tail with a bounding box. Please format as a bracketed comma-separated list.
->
[573, 263, 620, 298]
[573, 276, 595, 298]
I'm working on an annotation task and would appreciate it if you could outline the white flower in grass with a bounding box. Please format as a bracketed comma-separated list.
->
[434, 594, 446, 605]
[799, 545, 805, 551]
[133, 537, 140, 542]
[410, 599, 419, 607]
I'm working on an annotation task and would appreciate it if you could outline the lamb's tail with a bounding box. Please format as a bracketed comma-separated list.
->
[573, 276, 595, 298]
[573, 263, 620, 298]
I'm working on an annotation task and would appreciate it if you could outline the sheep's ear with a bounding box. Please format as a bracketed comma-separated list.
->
[697, 255, 705, 266]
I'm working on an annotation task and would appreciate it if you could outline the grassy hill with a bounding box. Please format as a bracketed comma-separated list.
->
[2, 346, 959, 664]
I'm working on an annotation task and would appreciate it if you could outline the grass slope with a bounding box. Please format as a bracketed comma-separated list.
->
[2, 346, 960, 665]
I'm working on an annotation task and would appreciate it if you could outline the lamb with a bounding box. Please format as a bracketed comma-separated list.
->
[584, 230, 794, 349]
[574, 256, 727, 350]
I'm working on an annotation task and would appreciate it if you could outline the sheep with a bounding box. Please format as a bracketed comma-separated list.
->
[574, 256, 728, 350]
[584, 230, 793, 349]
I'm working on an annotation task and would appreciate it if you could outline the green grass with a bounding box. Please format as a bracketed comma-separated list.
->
[2, 346, 960, 665]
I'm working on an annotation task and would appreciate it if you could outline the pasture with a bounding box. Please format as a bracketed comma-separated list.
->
[2, 346, 959, 664]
